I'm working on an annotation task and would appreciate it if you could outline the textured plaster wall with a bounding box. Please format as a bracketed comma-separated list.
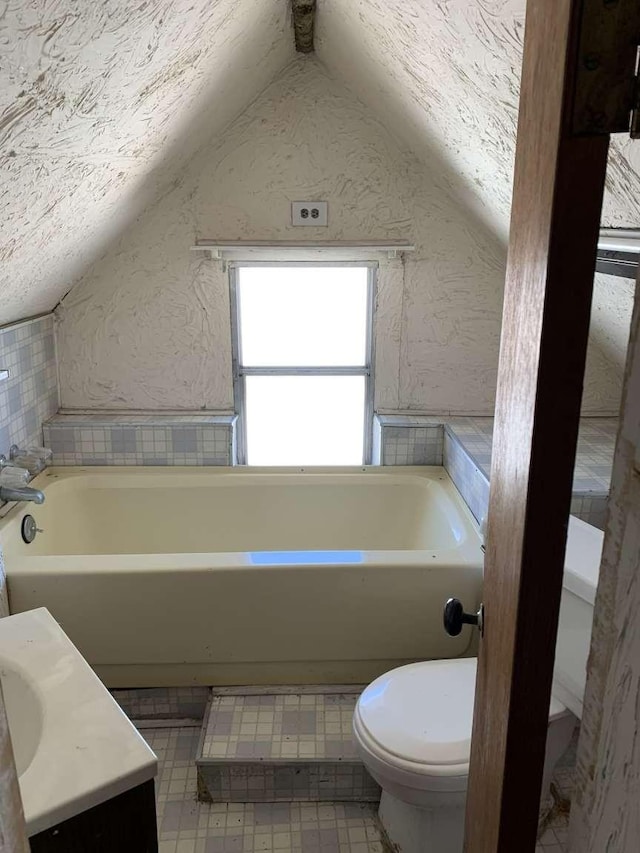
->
[316, 0, 638, 407]
[570, 280, 640, 852]
[57, 59, 508, 414]
[316, 0, 640, 235]
[0, 0, 294, 326]
[3, 1, 633, 413]
[57, 58, 624, 415]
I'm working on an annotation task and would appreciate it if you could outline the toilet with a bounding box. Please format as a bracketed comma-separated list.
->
[353, 515, 604, 853]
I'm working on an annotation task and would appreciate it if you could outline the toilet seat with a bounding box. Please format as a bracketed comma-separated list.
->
[353, 704, 470, 796]
[354, 659, 475, 794]
[353, 657, 568, 796]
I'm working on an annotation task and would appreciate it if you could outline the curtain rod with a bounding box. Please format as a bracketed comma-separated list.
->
[190, 240, 415, 259]
[598, 228, 640, 253]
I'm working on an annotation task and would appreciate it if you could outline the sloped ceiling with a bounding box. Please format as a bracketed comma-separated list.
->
[1, 0, 637, 363]
[315, 0, 640, 236]
[315, 0, 639, 386]
[0, 0, 294, 326]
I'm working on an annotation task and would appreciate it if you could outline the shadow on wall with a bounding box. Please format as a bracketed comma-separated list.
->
[0, 0, 295, 326]
[314, 0, 635, 408]
[55, 57, 508, 414]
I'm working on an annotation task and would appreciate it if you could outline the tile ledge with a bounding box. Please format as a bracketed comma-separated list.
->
[46, 413, 237, 426]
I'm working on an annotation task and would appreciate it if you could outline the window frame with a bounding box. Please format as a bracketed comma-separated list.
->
[229, 260, 377, 466]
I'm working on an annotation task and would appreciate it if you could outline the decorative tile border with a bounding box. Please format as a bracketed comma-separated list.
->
[44, 414, 236, 466]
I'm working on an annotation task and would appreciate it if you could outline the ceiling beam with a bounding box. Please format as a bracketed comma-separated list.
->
[291, 0, 316, 53]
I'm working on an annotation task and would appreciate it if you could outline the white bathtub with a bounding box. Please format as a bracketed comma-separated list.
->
[0, 467, 484, 687]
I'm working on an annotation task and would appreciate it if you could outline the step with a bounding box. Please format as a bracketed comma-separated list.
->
[111, 686, 210, 722]
[196, 688, 380, 803]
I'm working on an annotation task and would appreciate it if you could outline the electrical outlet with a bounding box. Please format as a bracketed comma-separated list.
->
[291, 201, 328, 227]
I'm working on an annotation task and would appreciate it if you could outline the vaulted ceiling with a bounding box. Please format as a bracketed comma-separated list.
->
[0, 0, 294, 325]
[1, 0, 638, 333]
[316, 0, 640, 237]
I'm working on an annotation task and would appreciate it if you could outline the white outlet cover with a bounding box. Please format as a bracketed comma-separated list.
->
[291, 201, 328, 227]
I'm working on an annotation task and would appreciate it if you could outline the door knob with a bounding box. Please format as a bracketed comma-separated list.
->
[443, 598, 484, 637]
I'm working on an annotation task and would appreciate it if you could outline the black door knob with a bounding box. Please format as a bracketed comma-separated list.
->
[443, 598, 483, 636]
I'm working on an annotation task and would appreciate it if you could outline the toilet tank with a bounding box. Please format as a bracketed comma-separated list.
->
[553, 515, 604, 719]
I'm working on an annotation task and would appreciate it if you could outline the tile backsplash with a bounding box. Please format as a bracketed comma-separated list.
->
[0, 315, 59, 461]
[374, 415, 443, 465]
[377, 414, 617, 531]
[446, 416, 617, 493]
[44, 413, 237, 466]
[444, 417, 616, 530]
[0, 315, 59, 617]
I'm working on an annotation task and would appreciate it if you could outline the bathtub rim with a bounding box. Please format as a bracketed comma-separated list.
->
[0, 465, 484, 566]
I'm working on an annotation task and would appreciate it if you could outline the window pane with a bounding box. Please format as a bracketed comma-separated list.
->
[245, 376, 365, 465]
[238, 266, 369, 367]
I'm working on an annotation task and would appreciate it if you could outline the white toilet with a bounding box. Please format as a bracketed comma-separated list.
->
[353, 515, 604, 853]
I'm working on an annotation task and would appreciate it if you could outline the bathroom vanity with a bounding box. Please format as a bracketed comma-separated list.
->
[0, 608, 158, 850]
[29, 780, 157, 852]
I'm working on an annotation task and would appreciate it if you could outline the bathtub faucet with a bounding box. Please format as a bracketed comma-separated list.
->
[0, 485, 45, 505]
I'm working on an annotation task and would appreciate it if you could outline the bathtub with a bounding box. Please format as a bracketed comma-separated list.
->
[0, 466, 484, 687]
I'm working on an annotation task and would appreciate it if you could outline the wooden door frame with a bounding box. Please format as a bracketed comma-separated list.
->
[0, 681, 29, 852]
[464, 1, 639, 850]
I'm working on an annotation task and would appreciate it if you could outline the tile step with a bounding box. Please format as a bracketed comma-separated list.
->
[196, 688, 380, 803]
[112, 686, 210, 720]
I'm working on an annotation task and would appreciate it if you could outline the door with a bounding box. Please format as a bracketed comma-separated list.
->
[459, 1, 640, 850]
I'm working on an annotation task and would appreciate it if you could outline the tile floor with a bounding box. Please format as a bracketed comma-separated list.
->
[146, 726, 388, 853]
[197, 692, 379, 803]
[144, 723, 574, 852]
[137, 686, 576, 853]
[534, 731, 576, 853]
[202, 693, 360, 761]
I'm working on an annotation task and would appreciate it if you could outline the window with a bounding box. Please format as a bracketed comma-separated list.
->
[230, 263, 375, 465]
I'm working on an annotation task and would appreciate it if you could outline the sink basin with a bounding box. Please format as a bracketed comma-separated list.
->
[0, 607, 157, 837]
[0, 664, 43, 776]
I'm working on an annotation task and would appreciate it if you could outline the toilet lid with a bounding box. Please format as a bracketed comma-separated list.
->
[357, 659, 477, 766]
